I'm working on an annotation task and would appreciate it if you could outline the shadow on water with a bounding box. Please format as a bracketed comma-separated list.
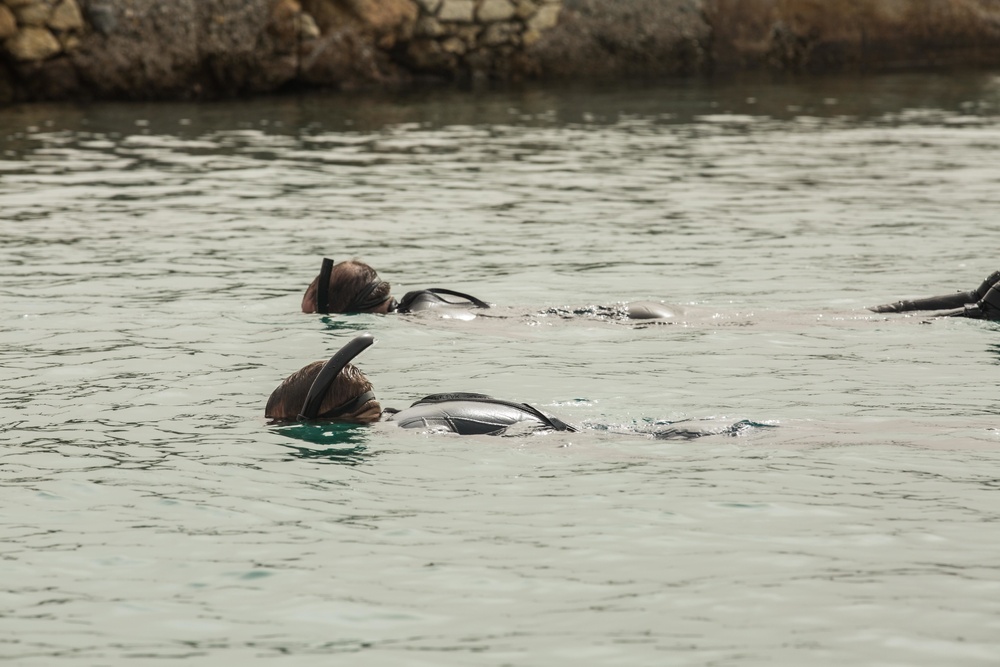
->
[269, 422, 376, 465]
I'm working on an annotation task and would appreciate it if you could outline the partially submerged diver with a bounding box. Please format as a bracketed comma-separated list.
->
[265, 333, 576, 435]
[301, 258, 491, 315]
[870, 270, 1000, 319]
[265, 334, 753, 439]
[301, 257, 682, 320]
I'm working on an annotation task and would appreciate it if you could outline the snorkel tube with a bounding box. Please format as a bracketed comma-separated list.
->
[316, 257, 334, 314]
[298, 333, 376, 421]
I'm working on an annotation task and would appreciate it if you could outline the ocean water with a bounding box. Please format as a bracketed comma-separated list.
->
[2, 72, 1000, 665]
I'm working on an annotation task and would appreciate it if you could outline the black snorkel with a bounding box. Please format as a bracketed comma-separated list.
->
[316, 257, 334, 314]
[298, 333, 376, 421]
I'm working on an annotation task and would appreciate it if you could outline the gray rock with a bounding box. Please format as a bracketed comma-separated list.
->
[527, 2, 559, 31]
[5, 25, 61, 59]
[477, 0, 515, 23]
[415, 15, 444, 37]
[514, 0, 537, 20]
[48, 0, 84, 31]
[441, 35, 464, 53]
[14, 1, 54, 27]
[526, 0, 709, 76]
[481, 21, 517, 45]
[84, 1, 116, 36]
[437, 0, 473, 22]
[296, 13, 320, 40]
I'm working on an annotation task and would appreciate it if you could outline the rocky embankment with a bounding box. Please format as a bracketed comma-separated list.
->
[2, 0, 1000, 103]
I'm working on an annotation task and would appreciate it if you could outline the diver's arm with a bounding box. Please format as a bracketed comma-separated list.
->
[869, 270, 1000, 313]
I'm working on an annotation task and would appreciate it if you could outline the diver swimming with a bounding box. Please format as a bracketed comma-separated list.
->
[301, 257, 683, 320]
[301, 258, 491, 315]
[265, 334, 757, 439]
[303, 258, 1000, 322]
[265, 333, 575, 435]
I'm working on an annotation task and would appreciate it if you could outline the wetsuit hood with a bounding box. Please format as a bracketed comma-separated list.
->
[298, 333, 376, 421]
[315, 258, 394, 314]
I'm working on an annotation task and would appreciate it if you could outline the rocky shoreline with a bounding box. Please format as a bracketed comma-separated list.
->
[2, 0, 1000, 104]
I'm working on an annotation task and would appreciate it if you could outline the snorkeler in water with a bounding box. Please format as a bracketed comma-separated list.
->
[265, 333, 575, 435]
[870, 270, 1000, 319]
[301, 257, 681, 320]
[302, 257, 1000, 323]
[301, 258, 491, 315]
[265, 334, 749, 439]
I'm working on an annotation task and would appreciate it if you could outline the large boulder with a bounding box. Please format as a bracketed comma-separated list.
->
[5, 25, 61, 61]
[524, 0, 710, 78]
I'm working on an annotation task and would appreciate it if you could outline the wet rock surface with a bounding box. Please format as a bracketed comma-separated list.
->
[704, 0, 1000, 73]
[1, 0, 1000, 103]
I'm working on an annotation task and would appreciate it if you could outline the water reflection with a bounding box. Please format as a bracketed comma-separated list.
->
[3, 72, 1000, 156]
[269, 422, 374, 465]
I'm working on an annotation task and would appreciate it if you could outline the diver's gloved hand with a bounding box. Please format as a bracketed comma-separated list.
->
[869, 270, 1000, 313]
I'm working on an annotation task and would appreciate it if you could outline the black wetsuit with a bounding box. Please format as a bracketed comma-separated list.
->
[385, 393, 576, 435]
[870, 270, 1000, 319]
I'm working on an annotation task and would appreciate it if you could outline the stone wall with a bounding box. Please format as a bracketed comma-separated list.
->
[402, 0, 562, 81]
[2, 0, 1000, 103]
[704, 0, 1000, 73]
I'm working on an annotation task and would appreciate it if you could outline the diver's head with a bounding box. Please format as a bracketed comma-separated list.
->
[267, 333, 381, 424]
[301, 258, 394, 314]
[265, 361, 381, 424]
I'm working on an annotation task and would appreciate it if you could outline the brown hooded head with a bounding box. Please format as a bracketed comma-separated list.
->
[301, 259, 393, 314]
[265, 361, 381, 424]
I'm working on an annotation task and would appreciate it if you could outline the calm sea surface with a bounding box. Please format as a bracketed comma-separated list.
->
[2, 72, 1000, 665]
